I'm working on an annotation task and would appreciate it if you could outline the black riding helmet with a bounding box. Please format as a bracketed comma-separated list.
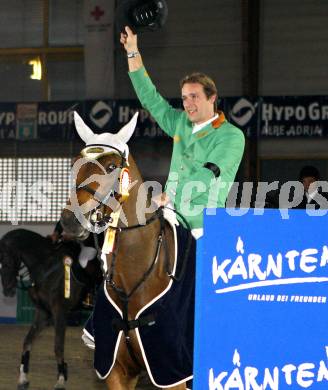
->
[116, 0, 168, 34]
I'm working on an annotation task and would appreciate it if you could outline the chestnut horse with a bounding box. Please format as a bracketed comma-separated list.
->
[60, 112, 194, 389]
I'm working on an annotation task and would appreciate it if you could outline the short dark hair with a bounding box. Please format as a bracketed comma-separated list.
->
[299, 165, 320, 181]
[180, 72, 218, 111]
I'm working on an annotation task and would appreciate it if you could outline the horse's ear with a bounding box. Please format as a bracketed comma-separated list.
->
[74, 111, 94, 143]
[117, 112, 139, 144]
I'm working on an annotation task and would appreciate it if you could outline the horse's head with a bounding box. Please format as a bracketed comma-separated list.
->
[60, 112, 140, 237]
[0, 247, 19, 297]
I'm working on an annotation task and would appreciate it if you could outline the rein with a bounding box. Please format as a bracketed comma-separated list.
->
[16, 242, 88, 291]
[104, 208, 165, 368]
[105, 208, 165, 294]
[92, 209, 163, 258]
[17, 255, 65, 291]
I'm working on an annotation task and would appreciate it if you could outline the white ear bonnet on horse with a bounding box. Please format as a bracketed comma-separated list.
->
[74, 111, 138, 159]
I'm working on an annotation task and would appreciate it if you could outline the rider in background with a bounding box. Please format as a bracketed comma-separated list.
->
[295, 165, 328, 209]
[48, 221, 97, 269]
[48, 221, 103, 307]
[120, 26, 245, 239]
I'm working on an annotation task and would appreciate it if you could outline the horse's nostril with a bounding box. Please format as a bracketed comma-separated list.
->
[61, 210, 79, 228]
[62, 209, 73, 222]
[60, 208, 89, 239]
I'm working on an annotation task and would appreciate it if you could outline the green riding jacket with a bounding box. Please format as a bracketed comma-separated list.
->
[129, 67, 245, 230]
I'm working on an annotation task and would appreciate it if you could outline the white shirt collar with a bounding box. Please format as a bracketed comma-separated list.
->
[192, 114, 218, 134]
[306, 188, 318, 202]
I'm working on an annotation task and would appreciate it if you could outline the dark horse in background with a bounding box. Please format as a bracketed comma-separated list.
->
[60, 112, 195, 389]
[0, 228, 100, 390]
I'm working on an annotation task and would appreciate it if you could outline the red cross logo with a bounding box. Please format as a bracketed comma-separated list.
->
[91, 6, 104, 21]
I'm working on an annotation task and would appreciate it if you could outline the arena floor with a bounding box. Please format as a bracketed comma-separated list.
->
[0, 324, 156, 390]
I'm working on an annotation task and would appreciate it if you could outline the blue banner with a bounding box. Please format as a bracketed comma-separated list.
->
[258, 96, 328, 138]
[0, 102, 16, 139]
[194, 209, 328, 389]
[225, 96, 328, 138]
[37, 101, 75, 140]
[0, 96, 327, 140]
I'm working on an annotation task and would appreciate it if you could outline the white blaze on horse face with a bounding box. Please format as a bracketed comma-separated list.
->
[73, 111, 139, 158]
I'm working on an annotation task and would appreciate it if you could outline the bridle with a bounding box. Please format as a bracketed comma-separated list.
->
[75, 144, 131, 229]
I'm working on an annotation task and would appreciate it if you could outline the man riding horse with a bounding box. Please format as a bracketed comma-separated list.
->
[60, 2, 245, 388]
[120, 27, 245, 237]
[116, 15, 244, 389]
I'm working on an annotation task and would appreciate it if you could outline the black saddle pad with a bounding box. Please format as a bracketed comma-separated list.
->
[84, 224, 196, 387]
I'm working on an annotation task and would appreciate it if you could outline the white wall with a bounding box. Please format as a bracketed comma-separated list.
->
[0, 223, 53, 238]
[0, 290, 16, 321]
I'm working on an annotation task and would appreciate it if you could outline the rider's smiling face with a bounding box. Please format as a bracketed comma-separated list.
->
[181, 82, 216, 125]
